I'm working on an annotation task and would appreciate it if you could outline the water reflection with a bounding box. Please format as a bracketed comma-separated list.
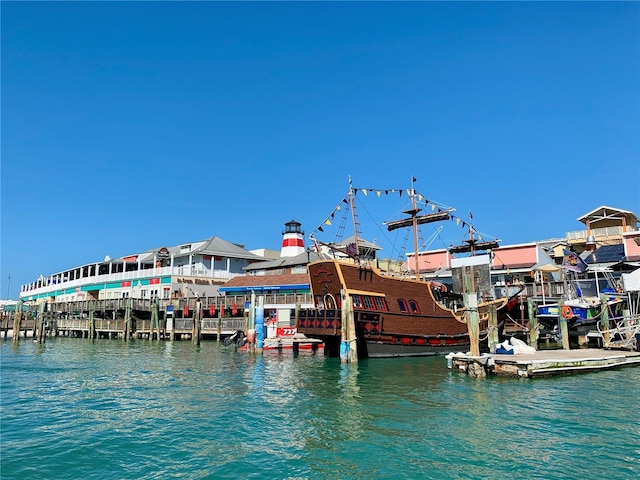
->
[2, 339, 639, 480]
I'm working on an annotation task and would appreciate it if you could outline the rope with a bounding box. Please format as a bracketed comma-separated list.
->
[505, 313, 530, 333]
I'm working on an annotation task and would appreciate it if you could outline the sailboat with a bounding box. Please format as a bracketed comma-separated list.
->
[296, 177, 518, 359]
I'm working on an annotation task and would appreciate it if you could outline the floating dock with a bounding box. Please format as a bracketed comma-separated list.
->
[447, 348, 640, 378]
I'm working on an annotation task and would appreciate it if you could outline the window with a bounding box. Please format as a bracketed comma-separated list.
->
[363, 296, 374, 309]
[397, 299, 408, 312]
[352, 295, 363, 308]
[374, 297, 388, 311]
[398, 299, 419, 314]
[408, 300, 420, 314]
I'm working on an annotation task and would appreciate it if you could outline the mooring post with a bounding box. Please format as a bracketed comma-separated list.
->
[464, 293, 480, 357]
[124, 298, 131, 341]
[12, 300, 23, 344]
[36, 302, 46, 344]
[255, 295, 264, 355]
[2, 312, 8, 339]
[527, 298, 539, 349]
[462, 272, 480, 357]
[88, 300, 95, 339]
[169, 303, 176, 341]
[30, 304, 37, 338]
[340, 290, 358, 363]
[557, 299, 570, 350]
[488, 304, 499, 354]
[192, 300, 201, 345]
[150, 299, 160, 341]
[599, 295, 610, 346]
[246, 291, 256, 354]
[216, 304, 221, 343]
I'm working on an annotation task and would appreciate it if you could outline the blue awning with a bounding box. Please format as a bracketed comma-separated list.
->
[219, 283, 309, 293]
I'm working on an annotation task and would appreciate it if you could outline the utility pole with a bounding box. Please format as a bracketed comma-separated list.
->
[6, 274, 10, 300]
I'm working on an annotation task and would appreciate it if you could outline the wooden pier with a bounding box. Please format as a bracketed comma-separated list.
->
[448, 348, 640, 378]
[1, 297, 251, 342]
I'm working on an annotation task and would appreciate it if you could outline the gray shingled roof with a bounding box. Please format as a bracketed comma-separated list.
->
[245, 250, 321, 271]
[115, 235, 264, 263]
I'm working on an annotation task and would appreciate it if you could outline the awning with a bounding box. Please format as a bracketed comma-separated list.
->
[534, 264, 561, 272]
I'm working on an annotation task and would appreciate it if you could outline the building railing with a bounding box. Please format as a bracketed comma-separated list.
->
[566, 226, 628, 241]
[21, 267, 244, 295]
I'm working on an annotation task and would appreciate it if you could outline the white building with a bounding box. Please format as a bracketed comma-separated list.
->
[20, 235, 264, 303]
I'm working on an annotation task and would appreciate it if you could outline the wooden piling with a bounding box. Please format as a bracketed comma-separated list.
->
[216, 307, 221, 343]
[124, 298, 131, 341]
[36, 302, 46, 344]
[12, 300, 23, 343]
[527, 298, 539, 350]
[2, 312, 8, 339]
[192, 300, 201, 345]
[169, 305, 176, 341]
[88, 301, 95, 339]
[460, 269, 481, 357]
[464, 293, 480, 357]
[29, 305, 35, 338]
[558, 299, 570, 350]
[247, 291, 256, 354]
[150, 300, 160, 340]
[488, 303, 499, 354]
[255, 295, 265, 355]
[340, 290, 358, 363]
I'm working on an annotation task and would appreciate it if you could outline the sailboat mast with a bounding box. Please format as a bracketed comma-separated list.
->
[348, 176, 360, 264]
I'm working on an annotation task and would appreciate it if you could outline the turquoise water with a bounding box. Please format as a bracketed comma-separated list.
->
[1, 339, 638, 480]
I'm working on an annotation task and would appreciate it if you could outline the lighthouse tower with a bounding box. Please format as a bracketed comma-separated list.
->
[280, 219, 305, 257]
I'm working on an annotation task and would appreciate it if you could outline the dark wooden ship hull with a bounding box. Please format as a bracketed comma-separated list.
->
[297, 259, 514, 358]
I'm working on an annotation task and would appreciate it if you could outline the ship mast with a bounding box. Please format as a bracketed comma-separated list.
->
[384, 176, 452, 277]
[348, 176, 361, 264]
[448, 217, 500, 255]
[410, 177, 420, 276]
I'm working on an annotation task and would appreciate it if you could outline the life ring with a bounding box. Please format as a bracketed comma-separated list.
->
[561, 305, 574, 319]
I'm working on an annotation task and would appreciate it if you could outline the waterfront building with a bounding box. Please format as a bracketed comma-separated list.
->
[19, 235, 264, 303]
[19, 207, 639, 305]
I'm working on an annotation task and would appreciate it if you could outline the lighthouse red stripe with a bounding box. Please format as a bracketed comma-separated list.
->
[283, 238, 304, 247]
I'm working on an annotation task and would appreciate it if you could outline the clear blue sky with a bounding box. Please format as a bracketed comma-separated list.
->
[2, 1, 639, 300]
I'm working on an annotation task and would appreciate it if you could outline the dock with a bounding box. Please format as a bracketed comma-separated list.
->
[447, 348, 640, 378]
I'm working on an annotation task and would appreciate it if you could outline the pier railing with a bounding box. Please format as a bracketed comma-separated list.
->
[43, 293, 314, 316]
